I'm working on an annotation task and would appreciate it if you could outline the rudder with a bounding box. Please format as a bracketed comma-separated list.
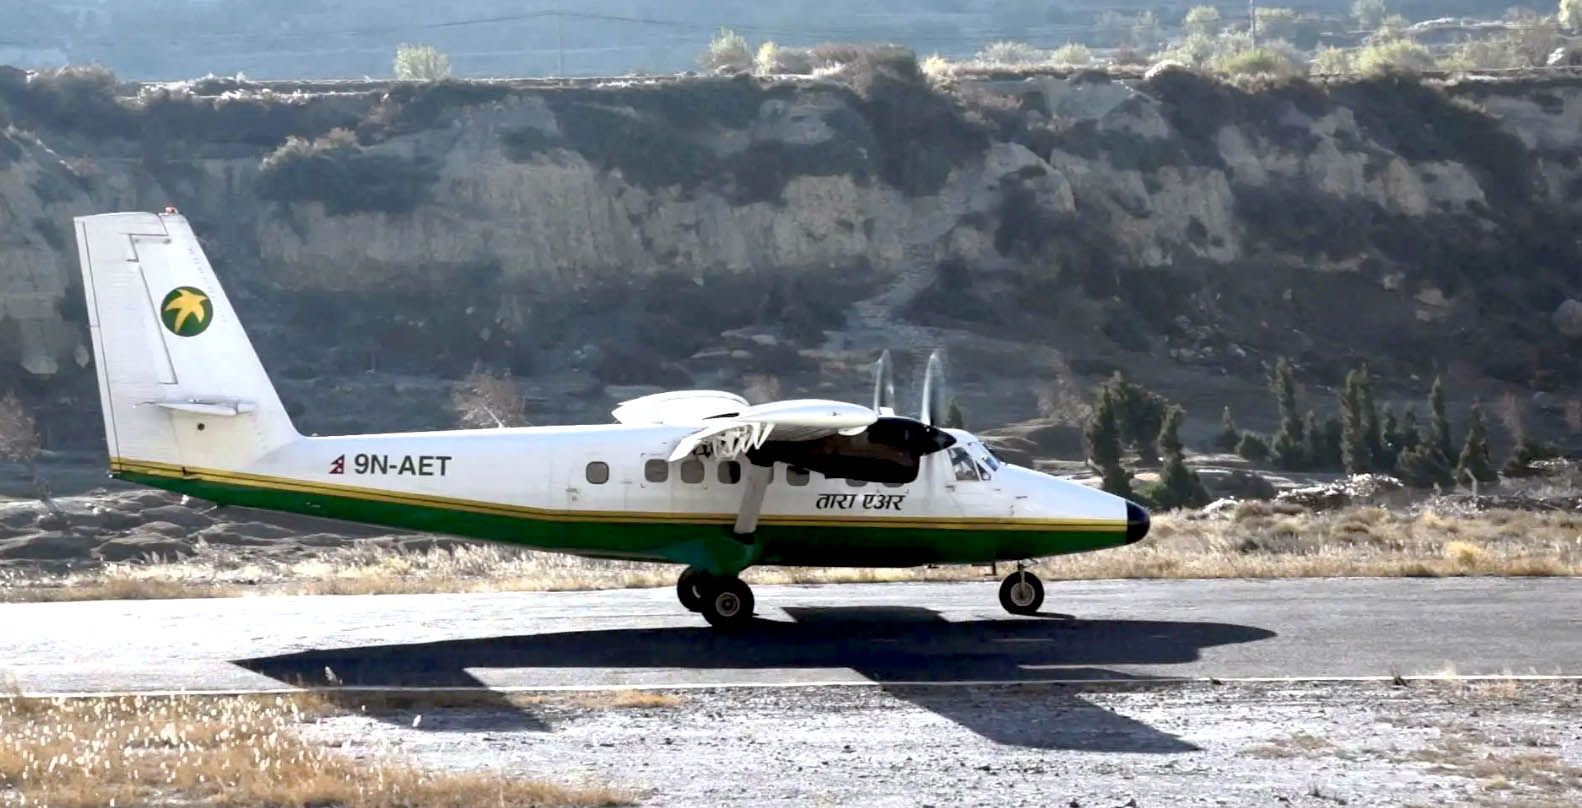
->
[75, 211, 298, 473]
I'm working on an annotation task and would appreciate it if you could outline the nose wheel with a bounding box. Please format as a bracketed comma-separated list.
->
[999, 569, 1045, 615]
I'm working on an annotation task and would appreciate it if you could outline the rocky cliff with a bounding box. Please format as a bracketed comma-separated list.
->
[3, 56, 1581, 448]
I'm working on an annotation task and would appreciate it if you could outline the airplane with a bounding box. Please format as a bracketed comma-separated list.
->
[73, 210, 1150, 628]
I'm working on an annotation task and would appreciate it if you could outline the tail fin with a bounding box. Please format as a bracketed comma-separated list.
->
[74, 211, 298, 473]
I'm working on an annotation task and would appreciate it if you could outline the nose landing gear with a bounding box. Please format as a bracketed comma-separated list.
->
[676, 566, 756, 628]
[998, 566, 1045, 615]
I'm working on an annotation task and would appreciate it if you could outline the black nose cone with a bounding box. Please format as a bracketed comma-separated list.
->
[1125, 500, 1151, 544]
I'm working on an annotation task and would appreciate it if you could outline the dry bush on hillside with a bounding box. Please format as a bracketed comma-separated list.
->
[451, 368, 528, 428]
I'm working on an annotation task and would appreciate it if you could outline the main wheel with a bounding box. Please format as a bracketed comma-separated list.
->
[699, 576, 755, 629]
[676, 567, 709, 612]
[998, 570, 1045, 615]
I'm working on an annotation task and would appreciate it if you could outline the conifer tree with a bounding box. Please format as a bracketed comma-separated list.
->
[1301, 410, 1324, 469]
[1455, 402, 1497, 485]
[945, 400, 966, 429]
[1216, 406, 1240, 452]
[1396, 442, 1454, 489]
[1340, 369, 1372, 474]
[1400, 406, 1421, 451]
[1377, 402, 1401, 471]
[1429, 376, 1453, 459]
[1321, 414, 1344, 470]
[1153, 405, 1210, 510]
[1269, 357, 1304, 469]
[1359, 366, 1385, 471]
[1084, 387, 1132, 498]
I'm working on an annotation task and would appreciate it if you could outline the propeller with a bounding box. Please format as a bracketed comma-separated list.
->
[872, 349, 896, 416]
[919, 350, 947, 427]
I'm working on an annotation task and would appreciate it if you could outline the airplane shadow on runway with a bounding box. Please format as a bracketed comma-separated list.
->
[235, 606, 1274, 753]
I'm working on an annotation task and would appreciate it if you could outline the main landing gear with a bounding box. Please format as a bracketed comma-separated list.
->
[677, 566, 756, 628]
[998, 566, 1045, 615]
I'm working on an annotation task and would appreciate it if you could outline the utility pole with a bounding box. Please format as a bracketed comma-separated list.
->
[555, 9, 565, 77]
[1249, 0, 1258, 48]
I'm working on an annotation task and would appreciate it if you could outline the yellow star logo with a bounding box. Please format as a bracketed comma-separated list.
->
[160, 287, 213, 336]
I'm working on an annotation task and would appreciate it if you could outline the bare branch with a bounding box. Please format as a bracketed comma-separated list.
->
[451, 371, 528, 429]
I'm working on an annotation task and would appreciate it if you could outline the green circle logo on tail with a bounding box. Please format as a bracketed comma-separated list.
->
[160, 287, 213, 337]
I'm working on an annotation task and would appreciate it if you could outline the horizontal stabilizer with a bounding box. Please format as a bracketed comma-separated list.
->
[149, 398, 258, 417]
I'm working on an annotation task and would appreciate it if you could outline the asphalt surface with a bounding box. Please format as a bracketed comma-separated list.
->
[2, 578, 1579, 696]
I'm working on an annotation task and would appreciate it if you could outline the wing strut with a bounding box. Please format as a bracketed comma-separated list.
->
[732, 463, 773, 539]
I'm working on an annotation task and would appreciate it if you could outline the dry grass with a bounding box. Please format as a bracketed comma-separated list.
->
[0, 690, 632, 807]
[571, 690, 683, 710]
[1, 505, 1579, 602]
[1244, 731, 1349, 759]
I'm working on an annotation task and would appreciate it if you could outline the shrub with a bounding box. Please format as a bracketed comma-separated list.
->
[1236, 431, 1270, 463]
[1312, 46, 1356, 75]
[975, 41, 1046, 65]
[702, 28, 752, 73]
[1216, 406, 1240, 451]
[1396, 444, 1453, 488]
[452, 369, 528, 429]
[394, 44, 451, 81]
[1352, 0, 1388, 30]
[1049, 43, 1094, 65]
[1565, 0, 1582, 31]
[1356, 38, 1434, 75]
[1455, 403, 1498, 485]
[1215, 46, 1303, 77]
[0, 391, 54, 511]
[256, 128, 438, 215]
[1183, 6, 1222, 36]
[752, 41, 816, 75]
[920, 53, 953, 82]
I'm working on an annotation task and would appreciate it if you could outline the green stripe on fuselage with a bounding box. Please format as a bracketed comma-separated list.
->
[117, 471, 1132, 575]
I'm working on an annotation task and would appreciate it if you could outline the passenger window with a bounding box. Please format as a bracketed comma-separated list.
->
[949, 447, 979, 482]
[846, 477, 866, 488]
[786, 466, 810, 487]
[680, 458, 705, 484]
[585, 461, 609, 484]
[718, 461, 741, 484]
[644, 459, 668, 483]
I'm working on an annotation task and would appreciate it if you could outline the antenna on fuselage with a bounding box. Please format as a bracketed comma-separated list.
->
[872, 349, 896, 416]
[919, 350, 947, 427]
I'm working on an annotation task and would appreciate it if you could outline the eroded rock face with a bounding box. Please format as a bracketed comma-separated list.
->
[2, 68, 1580, 440]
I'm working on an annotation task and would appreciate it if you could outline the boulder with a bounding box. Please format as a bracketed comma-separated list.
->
[223, 521, 297, 540]
[1204, 470, 1277, 501]
[138, 521, 192, 538]
[139, 504, 216, 530]
[1553, 299, 1582, 338]
[0, 531, 100, 560]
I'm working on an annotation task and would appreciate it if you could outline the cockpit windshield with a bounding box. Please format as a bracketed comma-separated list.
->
[973, 442, 1002, 471]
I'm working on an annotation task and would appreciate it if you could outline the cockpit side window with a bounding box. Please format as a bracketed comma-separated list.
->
[948, 447, 980, 482]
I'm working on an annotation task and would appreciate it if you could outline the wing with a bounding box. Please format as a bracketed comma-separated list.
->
[663, 399, 877, 462]
[611, 390, 749, 425]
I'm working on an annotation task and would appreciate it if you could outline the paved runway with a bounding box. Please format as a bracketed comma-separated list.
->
[1, 578, 1579, 695]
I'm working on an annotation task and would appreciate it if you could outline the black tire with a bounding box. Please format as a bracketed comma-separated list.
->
[676, 567, 708, 612]
[699, 576, 755, 629]
[998, 571, 1045, 615]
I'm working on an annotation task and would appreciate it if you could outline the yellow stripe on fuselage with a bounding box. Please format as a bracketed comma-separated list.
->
[109, 457, 1127, 533]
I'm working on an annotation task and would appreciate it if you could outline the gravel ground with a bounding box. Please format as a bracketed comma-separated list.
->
[302, 681, 1582, 808]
